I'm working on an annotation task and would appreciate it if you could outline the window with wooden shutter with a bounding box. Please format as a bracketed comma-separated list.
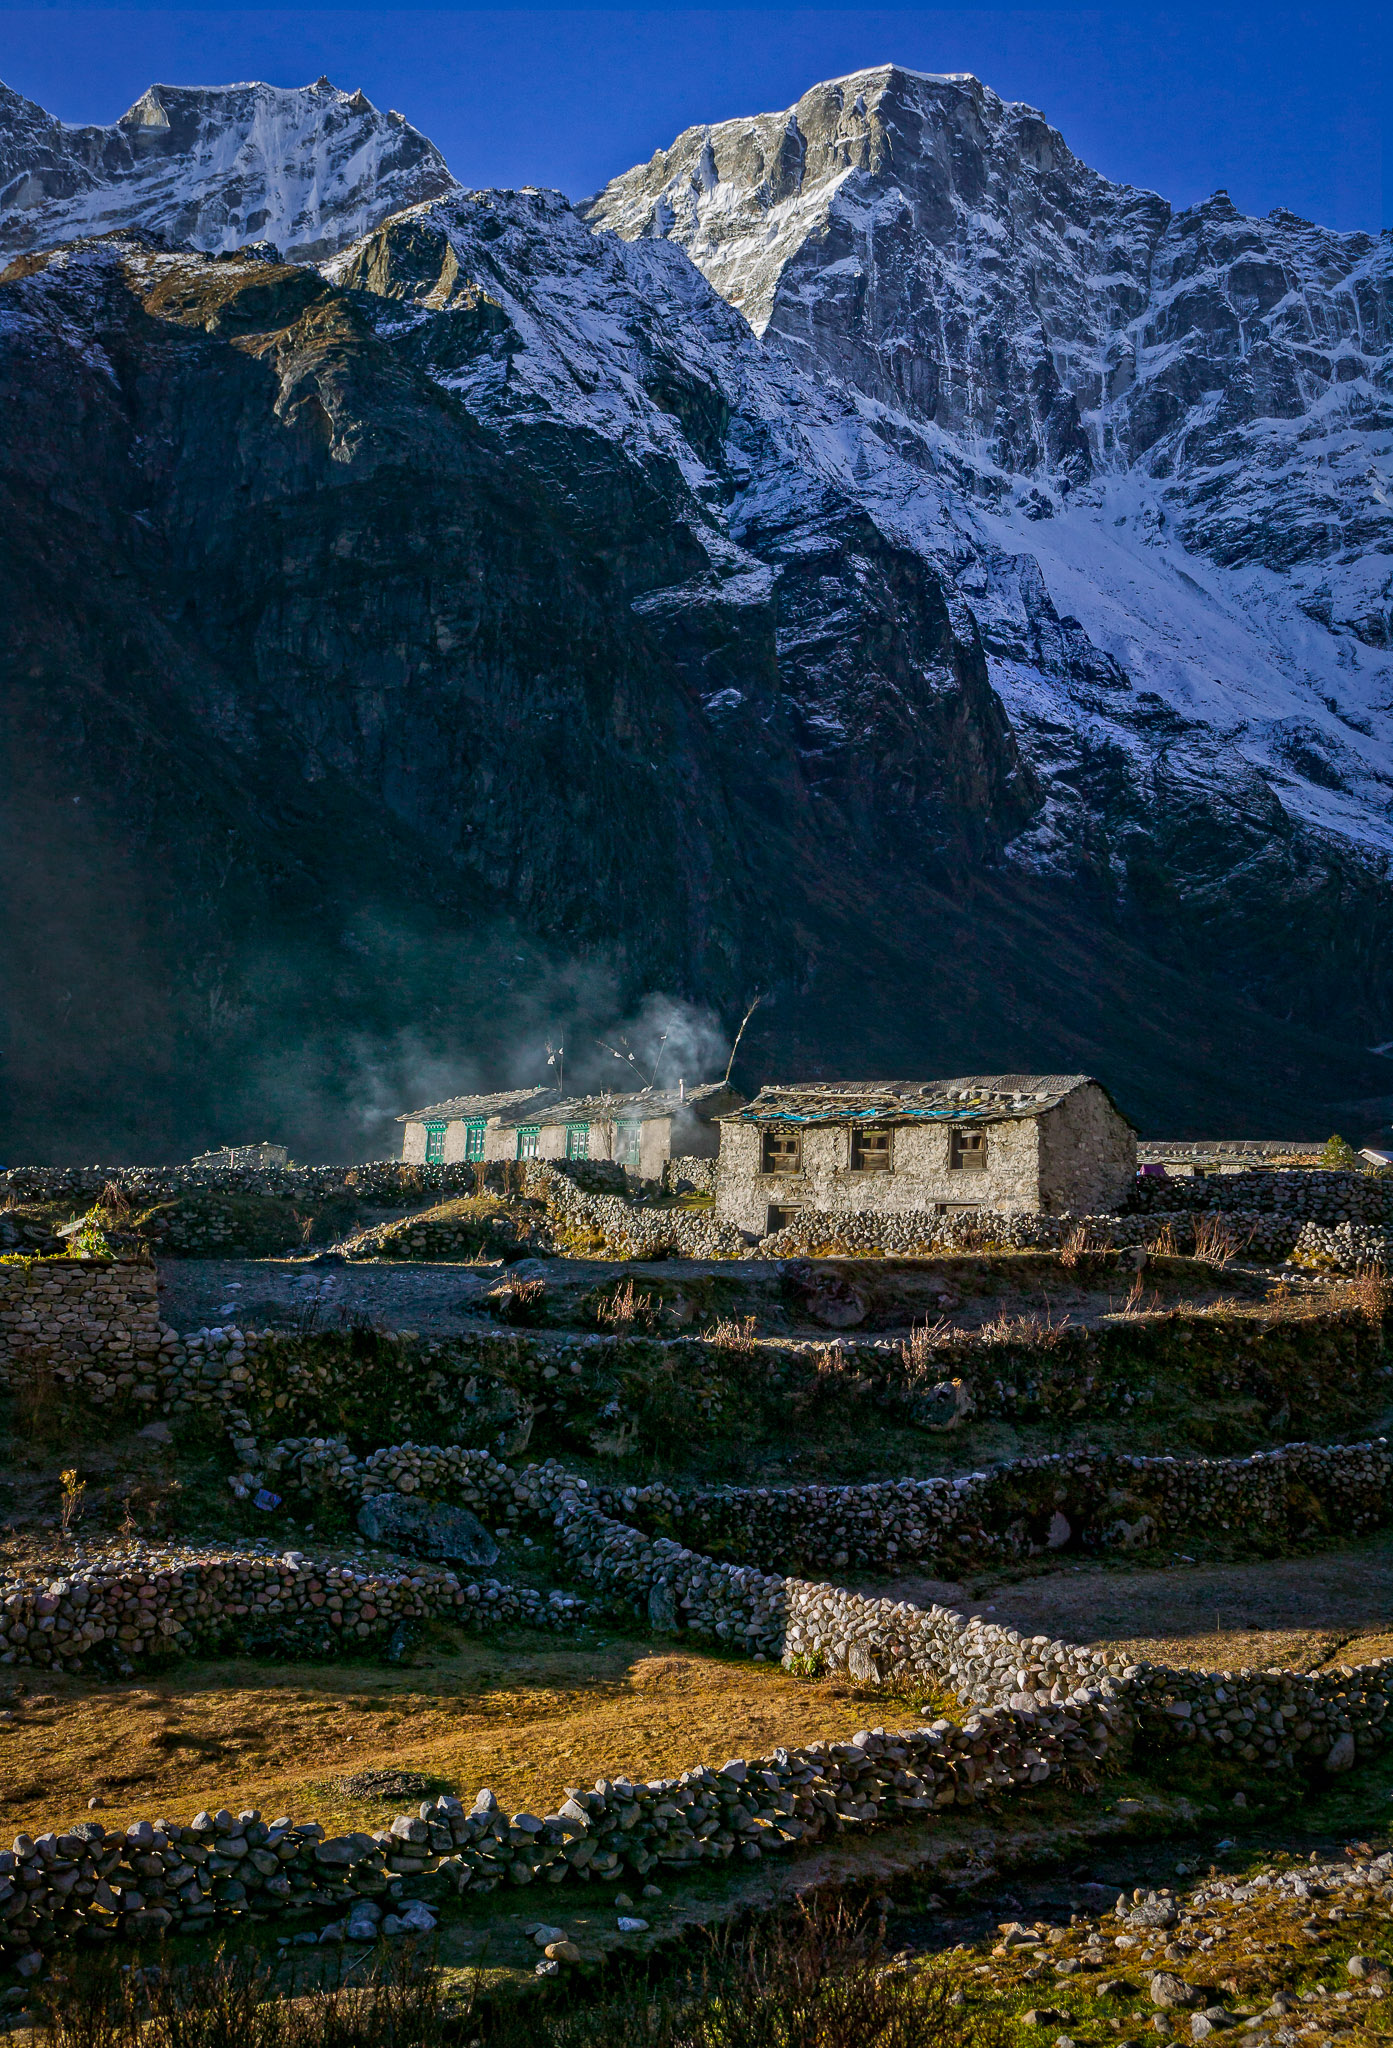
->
[850, 1125, 892, 1171]
[949, 1127, 988, 1171]
[464, 1119, 486, 1162]
[565, 1122, 590, 1160]
[424, 1122, 446, 1163]
[761, 1127, 802, 1174]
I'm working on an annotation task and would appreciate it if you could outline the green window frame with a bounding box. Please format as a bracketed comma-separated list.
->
[616, 1120, 642, 1166]
[424, 1121, 447, 1163]
[463, 1118, 486, 1162]
[516, 1125, 540, 1160]
[565, 1121, 590, 1160]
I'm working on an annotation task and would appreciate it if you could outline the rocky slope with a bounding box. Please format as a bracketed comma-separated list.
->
[1, 70, 1390, 1155]
[591, 66, 1393, 1023]
[0, 76, 456, 263]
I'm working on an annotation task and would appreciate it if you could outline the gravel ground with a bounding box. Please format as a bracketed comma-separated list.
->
[151, 1256, 697, 1334]
[856, 1534, 1393, 1673]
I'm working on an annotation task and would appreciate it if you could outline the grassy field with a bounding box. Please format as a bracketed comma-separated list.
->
[0, 1634, 949, 1841]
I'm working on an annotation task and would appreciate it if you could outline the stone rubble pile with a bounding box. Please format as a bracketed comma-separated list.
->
[521, 1162, 745, 1260]
[660, 1157, 719, 1196]
[0, 1538, 584, 1678]
[1291, 1219, 1393, 1271]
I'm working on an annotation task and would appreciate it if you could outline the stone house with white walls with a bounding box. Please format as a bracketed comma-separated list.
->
[715, 1074, 1135, 1236]
[397, 1087, 561, 1165]
[496, 1083, 745, 1179]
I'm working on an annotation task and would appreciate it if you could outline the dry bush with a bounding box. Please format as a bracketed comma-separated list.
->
[702, 1313, 759, 1353]
[1146, 1221, 1180, 1257]
[1058, 1222, 1091, 1270]
[483, 1895, 1002, 2048]
[59, 1468, 86, 1536]
[594, 1276, 658, 1332]
[98, 1182, 134, 1227]
[1193, 1213, 1243, 1267]
[896, 1317, 951, 1385]
[978, 1308, 1072, 1350]
[1344, 1261, 1391, 1326]
[1116, 1273, 1155, 1317]
[34, 1939, 448, 2048]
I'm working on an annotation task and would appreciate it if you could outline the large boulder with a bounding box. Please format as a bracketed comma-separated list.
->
[356, 1492, 499, 1566]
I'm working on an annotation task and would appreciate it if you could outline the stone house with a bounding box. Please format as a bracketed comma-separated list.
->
[715, 1074, 1136, 1235]
[397, 1087, 561, 1165]
[495, 1083, 745, 1179]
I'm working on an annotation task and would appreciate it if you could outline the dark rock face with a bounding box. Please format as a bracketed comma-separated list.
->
[357, 1492, 499, 1566]
[1, 77, 1392, 1154]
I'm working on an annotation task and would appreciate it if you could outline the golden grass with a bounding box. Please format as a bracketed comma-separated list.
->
[0, 1635, 941, 1841]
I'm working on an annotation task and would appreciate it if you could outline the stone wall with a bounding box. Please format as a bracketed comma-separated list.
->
[594, 1440, 1393, 1577]
[0, 1259, 162, 1383]
[1293, 1220, 1393, 1271]
[4, 1428, 1393, 1975]
[0, 1163, 480, 1205]
[1128, 1169, 1393, 1222]
[751, 1207, 1304, 1261]
[0, 1540, 583, 1679]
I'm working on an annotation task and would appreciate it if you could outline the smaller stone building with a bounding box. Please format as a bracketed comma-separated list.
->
[716, 1074, 1135, 1235]
[496, 1083, 745, 1179]
[398, 1087, 561, 1165]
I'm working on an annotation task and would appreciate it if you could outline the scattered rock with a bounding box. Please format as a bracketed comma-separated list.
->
[356, 1492, 500, 1565]
[1325, 1731, 1357, 1772]
[1151, 1974, 1202, 2011]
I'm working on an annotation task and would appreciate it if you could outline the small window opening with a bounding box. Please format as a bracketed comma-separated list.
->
[766, 1203, 802, 1234]
[617, 1121, 642, 1166]
[949, 1127, 988, 1171]
[463, 1118, 486, 1162]
[565, 1121, 590, 1160]
[516, 1124, 540, 1161]
[850, 1125, 892, 1171]
[762, 1127, 803, 1174]
[424, 1121, 446, 1164]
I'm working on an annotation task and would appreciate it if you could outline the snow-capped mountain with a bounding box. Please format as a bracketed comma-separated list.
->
[2, 65, 1392, 1150]
[0, 75, 456, 263]
[589, 66, 1393, 914]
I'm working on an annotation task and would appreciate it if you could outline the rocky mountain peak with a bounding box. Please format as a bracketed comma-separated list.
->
[0, 74, 457, 265]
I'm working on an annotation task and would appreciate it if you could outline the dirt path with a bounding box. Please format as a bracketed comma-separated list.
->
[856, 1533, 1393, 1672]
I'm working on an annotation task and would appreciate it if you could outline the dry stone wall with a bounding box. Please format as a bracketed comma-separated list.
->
[0, 1539, 584, 1679]
[0, 1163, 481, 1205]
[755, 1208, 1304, 1261]
[6, 1428, 1393, 1977]
[0, 1259, 163, 1384]
[595, 1440, 1393, 1576]
[1128, 1169, 1393, 1223]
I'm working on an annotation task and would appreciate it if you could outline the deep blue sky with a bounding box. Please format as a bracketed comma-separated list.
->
[0, 3, 1386, 231]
